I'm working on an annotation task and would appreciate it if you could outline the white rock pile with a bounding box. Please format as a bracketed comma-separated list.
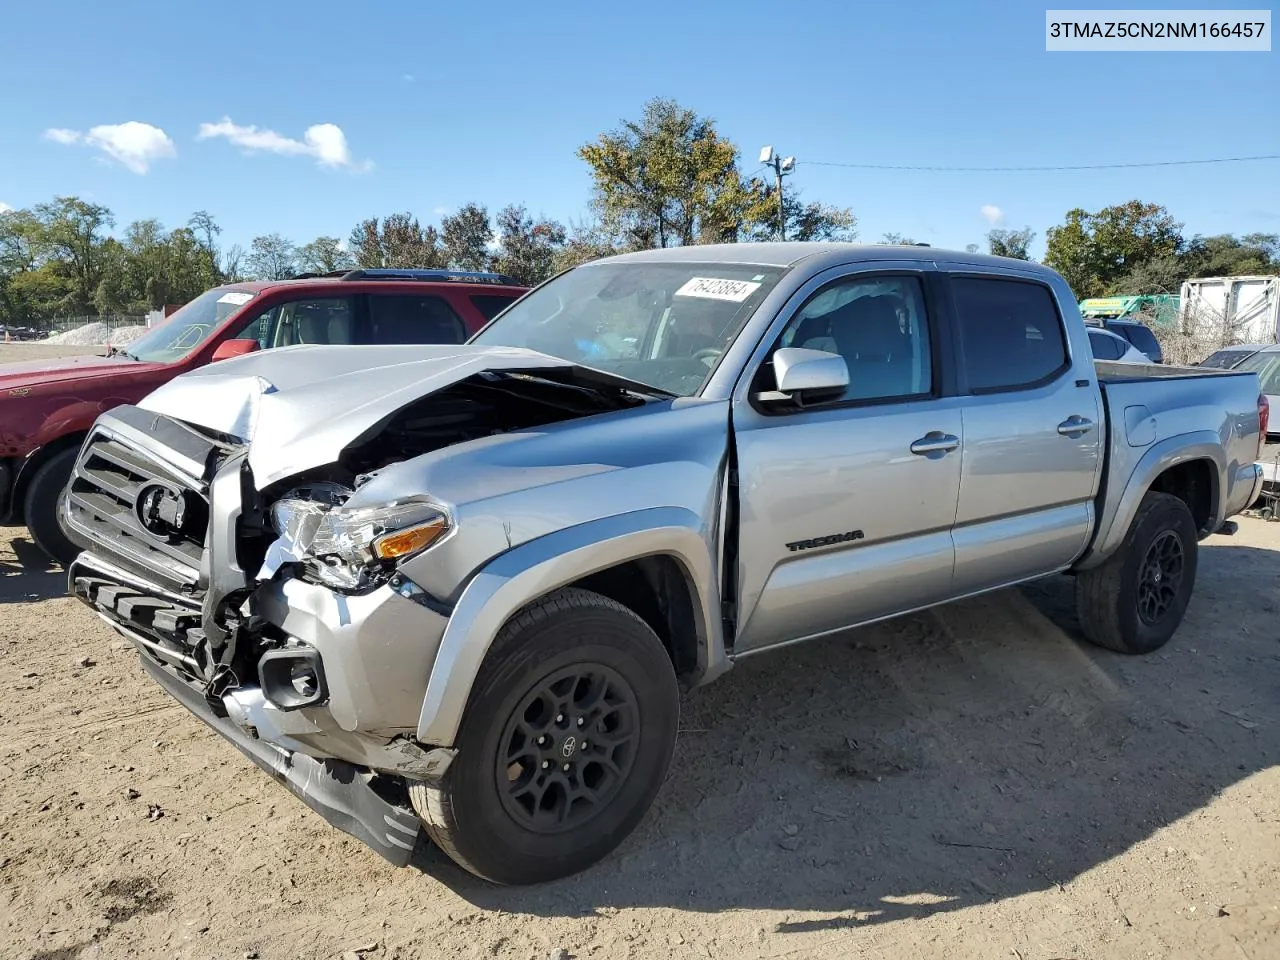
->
[44, 322, 148, 347]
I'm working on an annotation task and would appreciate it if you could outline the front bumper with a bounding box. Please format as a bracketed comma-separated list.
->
[137, 645, 423, 865]
[71, 557, 457, 865]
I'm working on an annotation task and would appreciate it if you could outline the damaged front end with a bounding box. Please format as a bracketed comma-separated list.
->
[64, 345, 656, 864]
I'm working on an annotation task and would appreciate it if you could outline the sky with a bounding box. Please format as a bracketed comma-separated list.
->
[1, 0, 1277, 258]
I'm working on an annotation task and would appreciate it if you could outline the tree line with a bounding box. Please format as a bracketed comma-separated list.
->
[2, 97, 1276, 330]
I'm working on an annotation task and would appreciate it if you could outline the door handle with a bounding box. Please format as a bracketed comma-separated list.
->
[910, 432, 960, 456]
[1057, 416, 1095, 437]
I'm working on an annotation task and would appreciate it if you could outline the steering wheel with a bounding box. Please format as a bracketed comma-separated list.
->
[694, 347, 723, 367]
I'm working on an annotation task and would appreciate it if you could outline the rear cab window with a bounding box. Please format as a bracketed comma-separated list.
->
[950, 277, 1070, 393]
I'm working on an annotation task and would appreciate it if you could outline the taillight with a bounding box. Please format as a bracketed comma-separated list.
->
[1259, 393, 1270, 459]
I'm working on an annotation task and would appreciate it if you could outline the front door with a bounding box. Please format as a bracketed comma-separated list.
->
[731, 267, 964, 653]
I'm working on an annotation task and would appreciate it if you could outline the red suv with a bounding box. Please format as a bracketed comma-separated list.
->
[0, 268, 526, 565]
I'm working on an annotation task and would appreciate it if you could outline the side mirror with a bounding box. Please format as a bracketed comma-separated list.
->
[212, 338, 260, 362]
[758, 347, 849, 405]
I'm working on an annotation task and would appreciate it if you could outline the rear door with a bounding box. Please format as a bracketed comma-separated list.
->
[731, 263, 965, 652]
[944, 272, 1103, 595]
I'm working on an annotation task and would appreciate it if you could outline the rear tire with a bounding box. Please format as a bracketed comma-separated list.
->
[1075, 491, 1198, 654]
[410, 587, 679, 885]
[24, 448, 81, 568]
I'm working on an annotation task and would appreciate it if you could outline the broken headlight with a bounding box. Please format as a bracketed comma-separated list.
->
[263, 484, 450, 590]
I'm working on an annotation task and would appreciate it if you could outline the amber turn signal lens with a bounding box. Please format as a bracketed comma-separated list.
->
[372, 518, 449, 560]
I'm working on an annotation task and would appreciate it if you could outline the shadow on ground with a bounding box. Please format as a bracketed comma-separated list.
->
[0, 531, 66, 603]
[412, 541, 1279, 930]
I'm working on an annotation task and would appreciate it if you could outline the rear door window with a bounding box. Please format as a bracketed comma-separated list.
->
[951, 277, 1069, 393]
[368, 294, 468, 344]
[470, 294, 520, 322]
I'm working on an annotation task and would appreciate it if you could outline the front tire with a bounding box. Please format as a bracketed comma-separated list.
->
[1075, 491, 1198, 654]
[410, 588, 680, 885]
[24, 448, 81, 568]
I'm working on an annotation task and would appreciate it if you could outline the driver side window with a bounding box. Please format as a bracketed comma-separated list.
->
[229, 306, 278, 349]
[777, 275, 934, 403]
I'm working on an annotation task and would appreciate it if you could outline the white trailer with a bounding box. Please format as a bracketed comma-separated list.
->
[1179, 275, 1280, 348]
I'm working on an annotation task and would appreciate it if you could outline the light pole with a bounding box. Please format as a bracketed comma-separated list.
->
[758, 146, 795, 241]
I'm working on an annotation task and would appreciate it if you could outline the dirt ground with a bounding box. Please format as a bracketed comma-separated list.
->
[1, 517, 1277, 960]
[0, 344, 108, 363]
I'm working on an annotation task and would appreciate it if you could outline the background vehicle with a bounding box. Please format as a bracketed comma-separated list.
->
[0, 269, 526, 565]
[1087, 326, 1151, 363]
[1233, 344, 1280, 495]
[66, 244, 1266, 885]
[1085, 317, 1164, 363]
[1196, 343, 1269, 369]
[1080, 294, 1179, 326]
[1180, 275, 1280, 347]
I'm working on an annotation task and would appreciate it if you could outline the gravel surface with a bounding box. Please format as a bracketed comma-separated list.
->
[1, 520, 1277, 960]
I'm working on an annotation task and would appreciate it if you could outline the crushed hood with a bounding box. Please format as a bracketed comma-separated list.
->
[136, 343, 606, 488]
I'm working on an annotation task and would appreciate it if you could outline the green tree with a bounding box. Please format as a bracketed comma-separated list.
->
[297, 236, 355, 275]
[579, 98, 756, 248]
[441, 203, 493, 271]
[987, 227, 1035, 260]
[491, 205, 567, 285]
[33, 196, 115, 314]
[880, 232, 917, 245]
[347, 214, 445, 268]
[551, 220, 621, 274]
[1044, 201, 1182, 297]
[246, 233, 299, 280]
[742, 187, 857, 242]
[222, 243, 247, 282]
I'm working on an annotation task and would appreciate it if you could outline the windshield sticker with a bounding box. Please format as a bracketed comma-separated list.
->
[217, 291, 254, 306]
[674, 277, 762, 302]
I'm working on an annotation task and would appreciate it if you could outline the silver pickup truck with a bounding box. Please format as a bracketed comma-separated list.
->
[64, 244, 1267, 885]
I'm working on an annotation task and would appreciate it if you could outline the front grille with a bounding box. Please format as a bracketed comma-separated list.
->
[65, 406, 229, 594]
[67, 434, 206, 589]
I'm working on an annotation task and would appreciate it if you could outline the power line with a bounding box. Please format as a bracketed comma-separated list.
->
[803, 153, 1280, 173]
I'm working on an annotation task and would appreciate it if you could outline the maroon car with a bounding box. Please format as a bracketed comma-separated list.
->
[0, 269, 526, 564]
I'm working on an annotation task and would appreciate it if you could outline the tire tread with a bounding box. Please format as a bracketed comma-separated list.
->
[410, 587, 669, 884]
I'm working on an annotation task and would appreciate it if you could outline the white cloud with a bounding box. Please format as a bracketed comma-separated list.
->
[43, 122, 176, 174]
[981, 204, 1005, 225]
[0, 202, 11, 214]
[433, 205, 452, 216]
[197, 116, 371, 171]
[43, 128, 81, 145]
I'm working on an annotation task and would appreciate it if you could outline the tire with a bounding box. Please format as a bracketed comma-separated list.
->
[410, 587, 679, 885]
[1075, 491, 1198, 655]
[24, 448, 82, 568]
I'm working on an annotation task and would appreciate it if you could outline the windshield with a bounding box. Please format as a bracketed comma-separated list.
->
[124, 288, 257, 363]
[1236, 350, 1280, 395]
[1200, 348, 1251, 369]
[470, 261, 787, 396]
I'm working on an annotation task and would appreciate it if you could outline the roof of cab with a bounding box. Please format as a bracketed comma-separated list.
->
[596, 241, 1063, 279]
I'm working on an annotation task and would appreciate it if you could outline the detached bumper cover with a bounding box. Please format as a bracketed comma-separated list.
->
[138, 651, 423, 866]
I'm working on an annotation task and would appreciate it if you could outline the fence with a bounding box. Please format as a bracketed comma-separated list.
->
[37, 314, 149, 346]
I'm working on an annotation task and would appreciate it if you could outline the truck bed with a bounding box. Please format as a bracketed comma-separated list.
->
[1094, 359, 1244, 383]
